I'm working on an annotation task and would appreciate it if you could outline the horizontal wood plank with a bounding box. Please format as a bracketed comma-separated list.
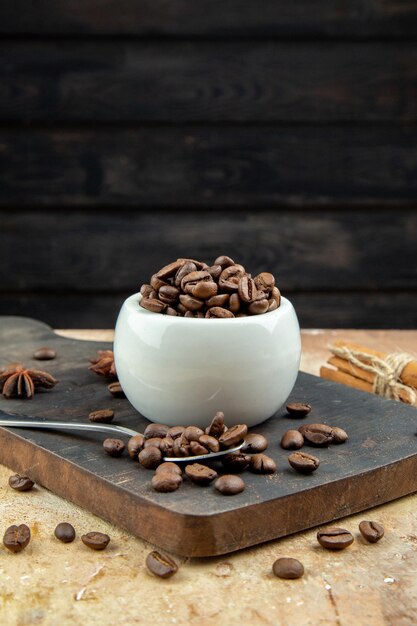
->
[1, 1, 417, 37]
[0, 209, 416, 292]
[1, 42, 417, 123]
[1, 127, 417, 206]
[1, 292, 416, 329]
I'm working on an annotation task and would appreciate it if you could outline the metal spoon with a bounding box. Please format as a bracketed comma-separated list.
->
[0, 414, 244, 462]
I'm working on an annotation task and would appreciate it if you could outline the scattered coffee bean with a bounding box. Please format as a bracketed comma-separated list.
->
[81, 531, 110, 551]
[299, 423, 333, 447]
[139, 446, 163, 469]
[151, 472, 182, 492]
[317, 527, 354, 550]
[221, 452, 251, 473]
[189, 441, 209, 456]
[146, 550, 178, 578]
[272, 557, 304, 579]
[241, 433, 268, 453]
[155, 462, 182, 476]
[103, 438, 125, 457]
[107, 381, 125, 398]
[249, 454, 277, 474]
[219, 424, 248, 448]
[127, 434, 145, 459]
[331, 427, 349, 444]
[359, 521, 384, 543]
[89, 409, 114, 423]
[168, 426, 185, 439]
[185, 463, 218, 485]
[160, 436, 175, 455]
[54, 522, 76, 543]
[286, 402, 312, 417]
[8, 474, 35, 492]
[280, 430, 304, 450]
[214, 474, 245, 495]
[184, 426, 205, 442]
[288, 451, 320, 474]
[3, 524, 31, 553]
[172, 437, 191, 458]
[144, 423, 170, 439]
[206, 412, 226, 438]
[33, 347, 56, 360]
[144, 437, 164, 449]
[199, 434, 220, 453]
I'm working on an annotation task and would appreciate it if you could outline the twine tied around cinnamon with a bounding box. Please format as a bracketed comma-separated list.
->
[329, 345, 417, 405]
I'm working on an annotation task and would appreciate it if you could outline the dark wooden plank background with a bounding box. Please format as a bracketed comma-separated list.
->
[0, 2, 416, 328]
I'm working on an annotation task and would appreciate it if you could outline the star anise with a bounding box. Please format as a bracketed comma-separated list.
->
[89, 350, 117, 379]
[0, 363, 58, 399]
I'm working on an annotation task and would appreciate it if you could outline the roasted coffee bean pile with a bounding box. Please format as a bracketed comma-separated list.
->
[139, 256, 281, 318]
[280, 422, 348, 474]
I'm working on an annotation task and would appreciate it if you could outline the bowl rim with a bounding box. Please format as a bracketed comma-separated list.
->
[122, 292, 294, 325]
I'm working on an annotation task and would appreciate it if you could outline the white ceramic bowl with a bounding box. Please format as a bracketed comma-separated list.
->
[114, 293, 301, 428]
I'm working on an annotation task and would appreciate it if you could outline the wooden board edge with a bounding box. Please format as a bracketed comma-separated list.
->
[2, 426, 417, 557]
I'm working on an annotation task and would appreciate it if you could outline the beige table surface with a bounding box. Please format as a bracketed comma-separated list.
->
[1, 329, 416, 626]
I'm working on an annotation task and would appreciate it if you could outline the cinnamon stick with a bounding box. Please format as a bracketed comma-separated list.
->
[320, 366, 373, 394]
[332, 340, 417, 389]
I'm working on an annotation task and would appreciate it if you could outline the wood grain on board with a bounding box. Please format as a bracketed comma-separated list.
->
[0, 316, 416, 556]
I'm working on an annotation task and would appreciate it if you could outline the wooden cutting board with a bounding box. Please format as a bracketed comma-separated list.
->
[0, 316, 416, 557]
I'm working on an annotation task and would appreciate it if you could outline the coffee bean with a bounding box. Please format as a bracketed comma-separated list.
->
[331, 427, 349, 444]
[146, 550, 178, 578]
[140, 284, 153, 297]
[206, 412, 226, 438]
[181, 270, 212, 294]
[103, 438, 125, 457]
[168, 426, 185, 439]
[151, 472, 182, 492]
[254, 272, 275, 294]
[272, 557, 304, 579]
[199, 434, 220, 453]
[207, 265, 222, 280]
[191, 280, 218, 300]
[317, 527, 354, 550]
[219, 424, 248, 448]
[228, 292, 241, 313]
[144, 437, 164, 449]
[158, 285, 180, 305]
[3, 524, 31, 553]
[8, 474, 34, 492]
[249, 454, 276, 474]
[139, 446, 162, 469]
[179, 294, 204, 311]
[359, 521, 384, 543]
[288, 451, 320, 474]
[160, 436, 175, 455]
[140, 297, 167, 313]
[206, 307, 234, 318]
[182, 426, 203, 442]
[299, 423, 333, 447]
[286, 402, 311, 417]
[172, 437, 191, 458]
[33, 347, 56, 360]
[280, 430, 304, 450]
[127, 434, 145, 459]
[166, 306, 178, 316]
[248, 299, 269, 315]
[54, 522, 76, 543]
[107, 381, 125, 398]
[81, 531, 110, 551]
[89, 408, 114, 423]
[189, 441, 209, 456]
[174, 262, 197, 287]
[214, 474, 245, 495]
[214, 255, 235, 269]
[155, 462, 182, 476]
[150, 273, 168, 291]
[206, 293, 230, 308]
[155, 260, 187, 280]
[221, 452, 251, 473]
[144, 423, 170, 439]
[238, 276, 258, 303]
[241, 433, 268, 453]
[185, 463, 217, 485]
[268, 298, 278, 312]
[218, 265, 245, 291]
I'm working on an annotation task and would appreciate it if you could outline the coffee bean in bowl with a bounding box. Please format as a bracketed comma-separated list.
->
[114, 257, 301, 427]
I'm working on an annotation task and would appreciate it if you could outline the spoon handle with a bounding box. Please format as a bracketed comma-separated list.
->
[0, 417, 140, 438]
